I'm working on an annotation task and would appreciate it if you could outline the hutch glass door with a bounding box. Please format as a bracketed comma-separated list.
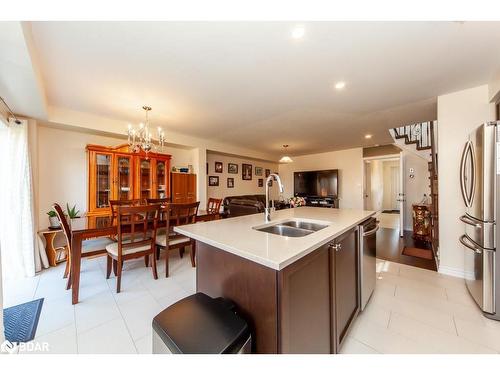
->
[139, 159, 152, 201]
[117, 155, 133, 200]
[96, 153, 111, 209]
[156, 160, 167, 199]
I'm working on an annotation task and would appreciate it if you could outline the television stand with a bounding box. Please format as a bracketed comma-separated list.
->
[303, 196, 339, 208]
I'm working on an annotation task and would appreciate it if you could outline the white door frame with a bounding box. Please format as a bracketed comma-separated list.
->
[398, 152, 405, 237]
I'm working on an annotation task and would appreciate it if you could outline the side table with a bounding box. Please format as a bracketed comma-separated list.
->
[38, 228, 68, 267]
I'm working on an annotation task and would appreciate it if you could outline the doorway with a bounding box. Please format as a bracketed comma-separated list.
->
[363, 152, 436, 271]
[363, 156, 401, 232]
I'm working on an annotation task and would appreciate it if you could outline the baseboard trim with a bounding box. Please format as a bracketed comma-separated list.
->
[438, 265, 465, 278]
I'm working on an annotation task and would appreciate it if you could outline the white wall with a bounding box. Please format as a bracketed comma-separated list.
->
[403, 151, 430, 230]
[36, 124, 195, 229]
[278, 148, 364, 209]
[206, 152, 280, 200]
[437, 85, 496, 275]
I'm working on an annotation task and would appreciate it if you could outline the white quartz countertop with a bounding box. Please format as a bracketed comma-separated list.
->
[174, 207, 375, 270]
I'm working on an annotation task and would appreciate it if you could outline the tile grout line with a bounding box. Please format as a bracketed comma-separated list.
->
[102, 256, 140, 354]
[452, 316, 459, 337]
[350, 336, 383, 354]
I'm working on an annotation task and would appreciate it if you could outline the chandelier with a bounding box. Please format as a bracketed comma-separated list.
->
[127, 106, 166, 155]
[279, 145, 293, 163]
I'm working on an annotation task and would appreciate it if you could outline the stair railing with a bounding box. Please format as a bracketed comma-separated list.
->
[393, 121, 433, 149]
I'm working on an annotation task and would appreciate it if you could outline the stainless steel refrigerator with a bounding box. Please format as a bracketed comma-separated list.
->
[460, 121, 500, 320]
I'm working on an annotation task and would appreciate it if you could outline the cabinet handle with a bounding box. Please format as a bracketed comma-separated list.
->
[329, 243, 342, 252]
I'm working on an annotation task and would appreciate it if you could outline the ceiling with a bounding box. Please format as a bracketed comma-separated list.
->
[6, 21, 500, 155]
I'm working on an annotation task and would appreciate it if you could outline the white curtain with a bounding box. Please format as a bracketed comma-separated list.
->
[0, 119, 36, 280]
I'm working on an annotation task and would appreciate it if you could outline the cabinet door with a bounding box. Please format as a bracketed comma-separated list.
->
[89, 151, 113, 212]
[331, 227, 359, 352]
[187, 174, 197, 203]
[115, 154, 134, 200]
[278, 244, 331, 353]
[171, 173, 186, 203]
[138, 158, 152, 201]
[155, 159, 167, 199]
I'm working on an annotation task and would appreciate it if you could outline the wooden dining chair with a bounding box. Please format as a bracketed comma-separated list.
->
[105, 204, 161, 293]
[53, 203, 114, 290]
[109, 199, 141, 222]
[156, 202, 200, 277]
[146, 198, 171, 205]
[206, 198, 223, 219]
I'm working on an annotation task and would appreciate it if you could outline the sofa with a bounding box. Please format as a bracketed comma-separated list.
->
[222, 195, 266, 218]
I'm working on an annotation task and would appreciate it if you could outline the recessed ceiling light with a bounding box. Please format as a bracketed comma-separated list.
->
[335, 81, 346, 90]
[291, 25, 305, 40]
[365, 134, 372, 139]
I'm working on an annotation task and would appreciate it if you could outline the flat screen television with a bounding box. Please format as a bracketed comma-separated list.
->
[294, 169, 338, 198]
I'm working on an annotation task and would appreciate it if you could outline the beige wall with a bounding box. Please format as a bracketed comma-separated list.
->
[0, 245, 4, 343]
[437, 85, 496, 275]
[278, 148, 364, 209]
[402, 151, 430, 230]
[206, 152, 280, 200]
[36, 124, 195, 229]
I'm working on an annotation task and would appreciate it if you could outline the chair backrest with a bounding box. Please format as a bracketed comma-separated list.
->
[207, 198, 222, 214]
[116, 204, 161, 258]
[53, 203, 72, 250]
[160, 202, 200, 236]
[110, 199, 141, 222]
[146, 198, 171, 205]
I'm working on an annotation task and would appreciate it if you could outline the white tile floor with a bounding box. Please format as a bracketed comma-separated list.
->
[375, 212, 400, 229]
[4, 252, 500, 354]
[340, 259, 500, 354]
[3, 251, 194, 354]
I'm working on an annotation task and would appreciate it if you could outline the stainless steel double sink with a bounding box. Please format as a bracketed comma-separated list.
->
[254, 220, 329, 237]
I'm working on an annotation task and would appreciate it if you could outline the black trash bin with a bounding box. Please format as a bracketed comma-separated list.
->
[152, 292, 251, 354]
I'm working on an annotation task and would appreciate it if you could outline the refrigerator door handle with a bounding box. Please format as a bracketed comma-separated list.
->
[459, 234, 483, 254]
[460, 141, 476, 208]
[459, 215, 482, 228]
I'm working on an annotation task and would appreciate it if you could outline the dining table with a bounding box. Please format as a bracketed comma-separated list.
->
[68, 209, 217, 304]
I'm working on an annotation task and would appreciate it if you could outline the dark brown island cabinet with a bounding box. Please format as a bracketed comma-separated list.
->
[196, 226, 360, 354]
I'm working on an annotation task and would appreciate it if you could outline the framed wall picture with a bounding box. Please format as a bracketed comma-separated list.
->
[255, 166, 263, 176]
[242, 163, 252, 180]
[208, 176, 219, 186]
[215, 161, 223, 173]
[227, 177, 234, 188]
[228, 163, 238, 174]
[265, 169, 271, 178]
[258, 178, 263, 187]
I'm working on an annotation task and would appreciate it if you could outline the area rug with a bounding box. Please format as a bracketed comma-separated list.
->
[401, 246, 433, 260]
[3, 298, 44, 343]
[382, 210, 400, 214]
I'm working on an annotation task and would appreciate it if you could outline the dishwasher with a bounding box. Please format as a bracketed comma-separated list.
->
[358, 217, 379, 311]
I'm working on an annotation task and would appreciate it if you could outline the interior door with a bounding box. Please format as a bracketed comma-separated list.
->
[398, 153, 405, 237]
[363, 161, 372, 210]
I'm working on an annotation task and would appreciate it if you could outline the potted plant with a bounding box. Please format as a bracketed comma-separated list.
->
[66, 204, 81, 219]
[47, 210, 61, 229]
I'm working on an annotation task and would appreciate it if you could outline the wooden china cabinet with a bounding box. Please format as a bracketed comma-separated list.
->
[86, 144, 171, 216]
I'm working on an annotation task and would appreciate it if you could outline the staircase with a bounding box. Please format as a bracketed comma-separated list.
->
[389, 121, 439, 256]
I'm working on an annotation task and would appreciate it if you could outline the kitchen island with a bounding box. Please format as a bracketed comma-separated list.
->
[175, 207, 375, 353]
